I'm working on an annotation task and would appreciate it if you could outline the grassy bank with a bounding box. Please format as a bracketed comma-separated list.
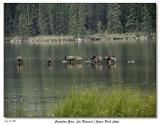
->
[4, 86, 156, 117]
[7, 35, 75, 43]
[28, 35, 75, 43]
[88, 32, 156, 41]
[54, 86, 156, 117]
[6, 32, 156, 43]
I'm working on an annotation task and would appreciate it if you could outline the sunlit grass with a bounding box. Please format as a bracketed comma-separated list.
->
[28, 35, 74, 42]
[54, 86, 156, 117]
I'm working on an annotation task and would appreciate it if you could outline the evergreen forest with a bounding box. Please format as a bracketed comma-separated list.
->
[4, 3, 156, 37]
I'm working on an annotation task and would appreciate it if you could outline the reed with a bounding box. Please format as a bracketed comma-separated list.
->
[54, 86, 156, 117]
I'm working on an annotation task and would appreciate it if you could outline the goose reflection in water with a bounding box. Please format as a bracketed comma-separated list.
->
[65, 63, 83, 70]
[90, 64, 103, 72]
[104, 63, 117, 69]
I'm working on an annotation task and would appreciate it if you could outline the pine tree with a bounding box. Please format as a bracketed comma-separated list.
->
[18, 14, 32, 36]
[68, 4, 79, 35]
[63, 4, 70, 35]
[77, 4, 87, 35]
[56, 4, 66, 35]
[4, 4, 17, 36]
[147, 4, 156, 32]
[107, 4, 123, 33]
[49, 4, 69, 35]
[38, 4, 51, 35]
[29, 4, 40, 35]
[142, 4, 153, 33]
[126, 4, 142, 33]
[4, 4, 12, 36]
[97, 21, 102, 33]
[16, 4, 32, 36]
[119, 4, 130, 33]
[12, 15, 19, 36]
[85, 4, 97, 34]
[48, 4, 55, 35]
[95, 4, 107, 32]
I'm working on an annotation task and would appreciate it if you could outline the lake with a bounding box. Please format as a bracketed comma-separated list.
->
[4, 40, 156, 117]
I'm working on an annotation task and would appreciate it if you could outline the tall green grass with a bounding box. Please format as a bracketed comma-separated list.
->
[54, 86, 156, 117]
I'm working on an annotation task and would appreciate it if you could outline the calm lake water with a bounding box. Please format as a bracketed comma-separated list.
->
[4, 40, 156, 117]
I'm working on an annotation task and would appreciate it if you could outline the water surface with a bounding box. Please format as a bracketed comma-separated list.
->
[4, 40, 156, 117]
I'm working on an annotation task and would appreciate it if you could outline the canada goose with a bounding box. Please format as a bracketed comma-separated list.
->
[47, 57, 53, 66]
[104, 54, 116, 64]
[65, 56, 82, 63]
[91, 56, 98, 63]
[65, 56, 74, 61]
[110, 54, 116, 62]
[17, 56, 23, 65]
[90, 56, 102, 64]
[17, 56, 23, 70]
[74, 56, 82, 61]
[97, 56, 103, 61]
[91, 56, 96, 59]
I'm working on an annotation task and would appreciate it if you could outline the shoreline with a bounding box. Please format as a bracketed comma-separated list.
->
[5, 32, 156, 44]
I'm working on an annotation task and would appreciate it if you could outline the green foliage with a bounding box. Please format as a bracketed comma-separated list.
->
[29, 4, 40, 35]
[97, 21, 102, 33]
[54, 86, 156, 117]
[126, 4, 138, 32]
[78, 4, 87, 35]
[18, 14, 32, 36]
[48, 4, 68, 35]
[107, 4, 123, 33]
[68, 4, 79, 35]
[38, 4, 51, 35]
[4, 4, 16, 36]
[142, 4, 153, 33]
[4, 3, 156, 37]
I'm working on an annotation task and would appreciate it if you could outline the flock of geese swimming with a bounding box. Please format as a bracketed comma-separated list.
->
[17, 54, 117, 68]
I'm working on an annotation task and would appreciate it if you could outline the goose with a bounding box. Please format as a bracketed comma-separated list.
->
[73, 56, 82, 61]
[47, 57, 53, 66]
[17, 56, 24, 70]
[65, 56, 82, 63]
[110, 54, 116, 62]
[65, 56, 74, 62]
[97, 56, 103, 62]
[104, 54, 116, 64]
[17, 56, 23, 66]
[90, 56, 98, 63]
[90, 55, 102, 64]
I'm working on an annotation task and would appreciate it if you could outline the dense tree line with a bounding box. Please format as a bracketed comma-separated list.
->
[4, 3, 156, 37]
